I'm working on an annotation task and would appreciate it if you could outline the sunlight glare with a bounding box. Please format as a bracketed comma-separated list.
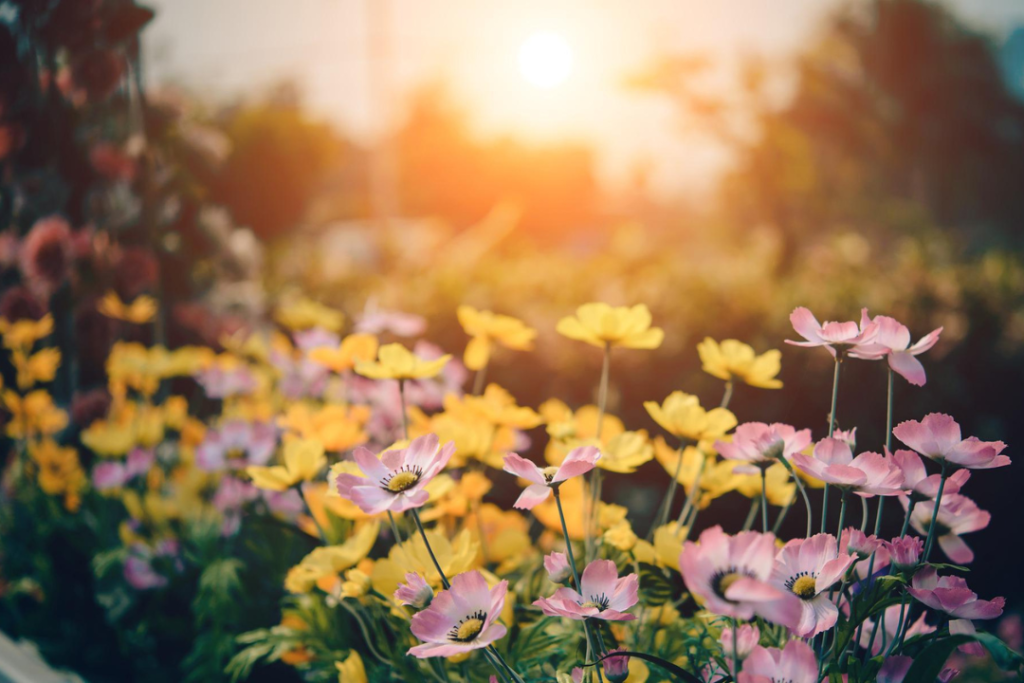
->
[518, 32, 573, 89]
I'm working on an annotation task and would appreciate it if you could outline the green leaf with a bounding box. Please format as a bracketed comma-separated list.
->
[925, 562, 970, 573]
[638, 562, 674, 607]
[904, 633, 1024, 683]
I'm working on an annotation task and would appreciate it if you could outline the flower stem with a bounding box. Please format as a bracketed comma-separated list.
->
[760, 468, 769, 533]
[775, 455, 813, 538]
[410, 508, 450, 589]
[586, 343, 612, 563]
[555, 488, 604, 682]
[860, 495, 869, 533]
[922, 461, 949, 562]
[398, 378, 409, 441]
[648, 439, 687, 538]
[836, 490, 848, 537]
[742, 497, 760, 532]
[820, 355, 842, 535]
[387, 510, 405, 545]
[720, 380, 734, 409]
[675, 455, 706, 528]
[730, 616, 740, 677]
[472, 359, 488, 396]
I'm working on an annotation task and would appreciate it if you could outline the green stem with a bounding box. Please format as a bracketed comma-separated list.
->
[388, 510, 405, 545]
[776, 455, 813, 538]
[742, 497, 760, 532]
[836, 491, 848, 537]
[860, 495, 869, 533]
[922, 461, 949, 562]
[720, 380, 733, 409]
[472, 359, 488, 396]
[730, 615, 740, 677]
[410, 508, 450, 589]
[586, 343, 612, 563]
[649, 439, 689, 538]
[398, 378, 409, 441]
[675, 455, 706, 527]
[760, 468, 769, 533]
[555, 488, 603, 682]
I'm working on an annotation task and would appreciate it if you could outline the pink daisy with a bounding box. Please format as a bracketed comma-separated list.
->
[716, 422, 812, 474]
[791, 438, 904, 497]
[543, 551, 572, 584]
[395, 572, 434, 609]
[770, 534, 855, 637]
[859, 605, 934, 656]
[335, 434, 455, 514]
[502, 446, 601, 510]
[738, 639, 818, 683]
[900, 493, 989, 564]
[908, 567, 1004, 620]
[893, 413, 1009, 470]
[534, 559, 638, 621]
[786, 307, 878, 357]
[679, 526, 801, 628]
[196, 419, 276, 471]
[892, 449, 971, 500]
[408, 571, 508, 658]
[848, 313, 942, 386]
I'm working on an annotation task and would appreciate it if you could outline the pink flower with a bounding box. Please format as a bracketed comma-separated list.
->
[335, 434, 455, 514]
[19, 216, 73, 296]
[849, 313, 942, 386]
[602, 649, 632, 683]
[892, 449, 970, 500]
[716, 422, 812, 474]
[356, 305, 427, 337]
[195, 363, 258, 399]
[502, 446, 601, 510]
[196, 420, 276, 471]
[738, 640, 818, 683]
[949, 618, 987, 657]
[840, 528, 891, 580]
[408, 571, 508, 658]
[832, 427, 858, 449]
[908, 567, 1005, 620]
[786, 307, 877, 357]
[544, 551, 572, 584]
[886, 536, 924, 570]
[679, 526, 801, 627]
[893, 413, 1009, 470]
[722, 623, 760, 661]
[859, 606, 934, 656]
[900, 493, 989, 564]
[534, 559, 638, 621]
[125, 447, 155, 479]
[770, 534, 855, 637]
[395, 572, 434, 609]
[124, 554, 167, 590]
[791, 438, 904, 497]
[92, 461, 127, 490]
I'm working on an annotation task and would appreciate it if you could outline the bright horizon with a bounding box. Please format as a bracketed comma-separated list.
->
[143, 0, 1024, 199]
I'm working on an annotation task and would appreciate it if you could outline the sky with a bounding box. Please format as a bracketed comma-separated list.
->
[142, 0, 1024, 198]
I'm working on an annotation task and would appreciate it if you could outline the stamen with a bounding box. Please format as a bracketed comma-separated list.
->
[448, 611, 487, 642]
[381, 464, 424, 493]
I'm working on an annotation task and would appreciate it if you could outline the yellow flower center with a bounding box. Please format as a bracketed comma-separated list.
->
[387, 471, 420, 492]
[455, 618, 484, 641]
[717, 572, 744, 595]
[542, 466, 559, 483]
[791, 575, 817, 599]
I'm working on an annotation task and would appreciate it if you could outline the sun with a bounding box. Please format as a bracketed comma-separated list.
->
[518, 32, 573, 89]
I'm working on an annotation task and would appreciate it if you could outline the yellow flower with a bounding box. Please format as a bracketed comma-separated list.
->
[598, 502, 629, 529]
[2, 389, 68, 439]
[732, 462, 797, 506]
[541, 399, 624, 466]
[371, 528, 477, 595]
[644, 391, 737, 442]
[278, 403, 370, 453]
[0, 314, 53, 349]
[472, 504, 533, 573]
[461, 384, 543, 429]
[556, 303, 663, 349]
[355, 343, 451, 380]
[533, 477, 586, 540]
[457, 305, 536, 370]
[97, 291, 157, 324]
[653, 523, 685, 571]
[13, 347, 60, 389]
[309, 333, 379, 372]
[285, 521, 380, 594]
[339, 568, 373, 598]
[30, 439, 84, 498]
[335, 651, 367, 683]
[81, 410, 137, 457]
[604, 521, 638, 552]
[697, 338, 783, 389]
[275, 297, 344, 332]
[596, 431, 654, 473]
[247, 438, 326, 491]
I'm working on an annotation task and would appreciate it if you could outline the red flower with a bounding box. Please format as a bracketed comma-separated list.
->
[19, 216, 72, 296]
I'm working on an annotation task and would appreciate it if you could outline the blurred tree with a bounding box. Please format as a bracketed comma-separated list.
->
[213, 86, 344, 242]
[633, 0, 1024, 254]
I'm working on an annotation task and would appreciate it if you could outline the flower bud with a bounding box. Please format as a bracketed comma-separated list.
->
[887, 536, 924, 570]
[394, 572, 433, 609]
[544, 551, 572, 584]
[602, 650, 631, 683]
[721, 623, 760, 660]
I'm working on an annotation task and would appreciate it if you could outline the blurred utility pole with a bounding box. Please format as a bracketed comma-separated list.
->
[366, 0, 400, 228]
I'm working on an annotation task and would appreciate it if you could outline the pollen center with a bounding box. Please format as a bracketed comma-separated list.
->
[455, 618, 483, 641]
[718, 572, 744, 594]
[791, 575, 817, 599]
[542, 466, 559, 483]
[387, 471, 420, 492]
